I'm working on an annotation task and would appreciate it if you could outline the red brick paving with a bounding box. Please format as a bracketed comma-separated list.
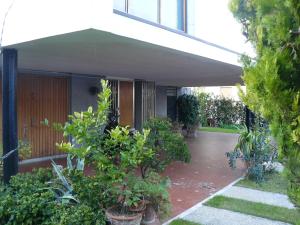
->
[163, 131, 245, 217]
[19, 131, 245, 219]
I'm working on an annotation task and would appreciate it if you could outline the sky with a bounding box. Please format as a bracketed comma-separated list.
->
[192, 0, 255, 56]
[0, 0, 255, 57]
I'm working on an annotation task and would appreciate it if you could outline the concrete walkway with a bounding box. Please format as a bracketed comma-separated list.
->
[183, 205, 290, 225]
[222, 186, 295, 209]
[165, 177, 295, 225]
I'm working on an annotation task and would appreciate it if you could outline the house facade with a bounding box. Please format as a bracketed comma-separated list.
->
[0, 0, 242, 163]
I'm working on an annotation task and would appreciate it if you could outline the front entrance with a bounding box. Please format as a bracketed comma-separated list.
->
[119, 81, 134, 127]
[167, 87, 178, 121]
[0, 75, 69, 158]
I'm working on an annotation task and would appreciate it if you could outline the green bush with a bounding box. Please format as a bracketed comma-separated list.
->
[142, 118, 191, 177]
[197, 92, 245, 127]
[226, 123, 277, 182]
[0, 169, 106, 225]
[230, 0, 300, 206]
[177, 94, 200, 128]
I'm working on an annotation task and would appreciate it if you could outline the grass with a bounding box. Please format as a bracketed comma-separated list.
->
[199, 126, 239, 134]
[205, 195, 300, 224]
[169, 219, 202, 225]
[236, 172, 288, 194]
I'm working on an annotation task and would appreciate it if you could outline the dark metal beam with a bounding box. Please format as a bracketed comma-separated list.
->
[1, 48, 18, 183]
[245, 106, 255, 131]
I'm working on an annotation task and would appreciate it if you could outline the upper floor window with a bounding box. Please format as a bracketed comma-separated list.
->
[113, 0, 195, 32]
[128, 0, 158, 23]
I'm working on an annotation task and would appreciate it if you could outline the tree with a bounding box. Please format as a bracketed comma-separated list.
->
[230, 0, 300, 206]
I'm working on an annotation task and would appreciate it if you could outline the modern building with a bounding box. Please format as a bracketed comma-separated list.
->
[0, 0, 243, 162]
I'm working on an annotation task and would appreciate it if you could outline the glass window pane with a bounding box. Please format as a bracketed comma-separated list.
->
[128, 0, 158, 23]
[160, 0, 178, 29]
[114, 0, 126, 12]
[187, 0, 196, 35]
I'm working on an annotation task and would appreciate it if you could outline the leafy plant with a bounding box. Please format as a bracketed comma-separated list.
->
[0, 168, 106, 225]
[230, 0, 300, 206]
[177, 94, 200, 131]
[66, 154, 85, 171]
[56, 79, 111, 163]
[123, 172, 171, 219]
[226, 123, 277, 182]
[48, 160, 79, 205]
[197, 92, 245, 127]
[98, 126, 153, 208]
[18, 140, 32, 161]
[141, 118, 191, 178]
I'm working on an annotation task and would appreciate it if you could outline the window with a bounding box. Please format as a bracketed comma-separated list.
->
[114, 0, 126, 12]
[113, 0, 192, 33]
[160, 0, 179, 30]
[186, 0, 196, 35]
[128, 0, 158, 23]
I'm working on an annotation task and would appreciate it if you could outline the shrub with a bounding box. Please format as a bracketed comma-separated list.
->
[230, 0, 300, 206]
[0, 169, 106, 225]
[197, 93, 245, 127]
[226, 123, 277, 182]
[177, 94, 200, 128]
[142, 118, 191, 178]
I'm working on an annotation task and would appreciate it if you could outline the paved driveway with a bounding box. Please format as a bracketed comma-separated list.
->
[164, 131, 245, 217]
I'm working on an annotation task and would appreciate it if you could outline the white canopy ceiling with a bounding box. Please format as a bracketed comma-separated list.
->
[3, 29, 242, 86]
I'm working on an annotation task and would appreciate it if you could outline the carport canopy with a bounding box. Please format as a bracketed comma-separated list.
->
[2, 29, 242, 87]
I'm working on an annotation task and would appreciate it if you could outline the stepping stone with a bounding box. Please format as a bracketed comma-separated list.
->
[182, 205, 291, 225]
[222, 186, 295, 209]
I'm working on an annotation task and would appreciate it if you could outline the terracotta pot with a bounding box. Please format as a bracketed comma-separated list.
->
[105, 206, 143, 225]
[129, 200, 146, 213]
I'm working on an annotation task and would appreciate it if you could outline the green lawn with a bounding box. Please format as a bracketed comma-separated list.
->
[236, 172, 288, 194]
[199, 127, 239, 134]
[205, 196, 300, 224]
[170, 219, 202, 225]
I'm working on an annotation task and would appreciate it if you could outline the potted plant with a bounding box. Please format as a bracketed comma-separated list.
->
[99, 126, 153, 225]
[177, 94, 200, 138]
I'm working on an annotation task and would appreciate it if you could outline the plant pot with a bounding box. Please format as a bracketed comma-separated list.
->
[186, 127, 197, 138]
[129, 200, 146, 213]
[105, 206, 143, 225]
[141, 205, 160, 225]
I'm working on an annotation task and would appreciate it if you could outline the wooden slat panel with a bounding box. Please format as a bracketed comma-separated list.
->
[0, 75, 69, 158]
[119, 81, 133, 127]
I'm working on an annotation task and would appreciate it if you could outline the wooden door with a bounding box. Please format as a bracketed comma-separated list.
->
[0, 75, 69, 158]
[119, 81, 134, 127]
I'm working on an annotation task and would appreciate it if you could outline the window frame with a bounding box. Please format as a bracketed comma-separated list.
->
[115, 0, 188, 32]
